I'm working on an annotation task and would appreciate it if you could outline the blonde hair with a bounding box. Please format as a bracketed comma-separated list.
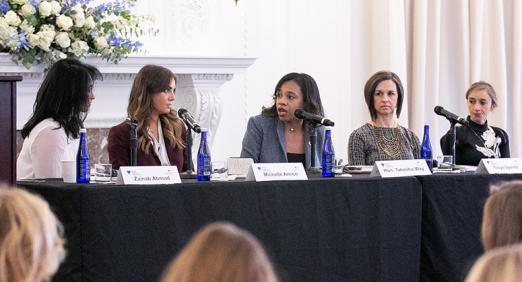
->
[162, 222, 278, 282]
[481, 181, 522, 251]
[465, 243, 522, 282]
[0, 185, 65, 282]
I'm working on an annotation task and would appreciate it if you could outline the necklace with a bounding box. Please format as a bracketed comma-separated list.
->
[370, 124, 402, 158]
[289, 127, 295, 132]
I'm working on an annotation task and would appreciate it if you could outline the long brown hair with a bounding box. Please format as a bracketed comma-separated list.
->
[481, 181, 522, 251]
[0, 185, 65, 282]
[127, 65, 185, 153]
[162, 222, 278, 282]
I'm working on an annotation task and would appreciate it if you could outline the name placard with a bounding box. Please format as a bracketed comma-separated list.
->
[117, 166, 182, 185]
[371, 160, 432, 178]
[476, 158, 522, 174]
[227, 157, 254, 177]
[246, 163, 308, 182]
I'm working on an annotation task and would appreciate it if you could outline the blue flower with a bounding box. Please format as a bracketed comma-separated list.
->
[28, 0, 41, 6]
[0, 0, 10, 14]
[62, 0, 93, 12]
[16, 33, 30, 50]
[108, 35, 123, 47]
[108, 36, 142, 50]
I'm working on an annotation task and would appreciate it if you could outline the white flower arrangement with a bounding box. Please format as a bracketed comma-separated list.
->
[0, 0, 157, 68]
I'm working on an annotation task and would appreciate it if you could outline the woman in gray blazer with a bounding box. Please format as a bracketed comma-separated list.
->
[240, 72, 328, 168]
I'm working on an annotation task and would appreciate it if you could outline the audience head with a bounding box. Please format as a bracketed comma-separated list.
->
[162, 222, 278, 282]
[481, 181, 522, 251]
[127, 64, 184, 152]
[0, 185, 65, 282]
[465, 81, 498, 125]
[465, 243, 522, 282]
[262, 72, 324, 122]
[21, 58, 102, 139]
[364, 70, 404, 121]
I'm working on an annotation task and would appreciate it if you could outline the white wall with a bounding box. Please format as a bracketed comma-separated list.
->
[135, 0, 356, 162]
[131, 0, 520, 162]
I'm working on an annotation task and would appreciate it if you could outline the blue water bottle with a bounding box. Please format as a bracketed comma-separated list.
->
[76, 128, 90, 183]
[197, 129, 211, 181]
[420, 125, 433, 171]
[322, 128, 335, 177]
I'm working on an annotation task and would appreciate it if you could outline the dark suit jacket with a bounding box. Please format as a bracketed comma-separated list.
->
[108, 121, 188, 172]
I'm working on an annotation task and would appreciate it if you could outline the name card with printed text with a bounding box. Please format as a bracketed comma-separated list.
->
[117, 166, 182, 185]
[246, 163, 308, 182]
[371, 160, 432, 178]
[476, 158, 522, 174]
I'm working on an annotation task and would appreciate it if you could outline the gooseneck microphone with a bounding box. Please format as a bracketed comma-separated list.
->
[178, 108, 202, 133]
[294, 109, 335, 126]
[434, 106, 469, 126]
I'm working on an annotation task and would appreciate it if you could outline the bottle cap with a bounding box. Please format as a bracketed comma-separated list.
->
[80, 128, 87, 133]
[200, 128, 208, 132]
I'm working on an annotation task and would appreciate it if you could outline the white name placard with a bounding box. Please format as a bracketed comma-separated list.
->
[371, 160, 432, 178]
[476, 158, 522, 174]
[246, 163, 308, 182]
[117, 166, 182, 185]
[227, 157, 254, 177]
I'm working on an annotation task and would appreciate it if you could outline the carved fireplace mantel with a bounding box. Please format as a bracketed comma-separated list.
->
[0, 53, 255, 148]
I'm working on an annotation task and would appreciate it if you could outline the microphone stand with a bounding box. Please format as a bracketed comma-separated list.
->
[129, 120, 138, 166]
[185, 127, 194, 174]
[448, 120, 457, 166]
[306, 123, 322, 175]
[310, 131, 317, 168]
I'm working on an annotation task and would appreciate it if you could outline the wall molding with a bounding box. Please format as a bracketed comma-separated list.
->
[1, 53, 255, 148]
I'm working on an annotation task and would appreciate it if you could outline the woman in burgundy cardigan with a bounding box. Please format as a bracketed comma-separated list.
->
[108, 65, 188, 172]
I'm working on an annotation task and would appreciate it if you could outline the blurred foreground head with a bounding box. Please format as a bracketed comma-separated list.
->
[162, 222, 278, 282]
[0, 185, 65, 282]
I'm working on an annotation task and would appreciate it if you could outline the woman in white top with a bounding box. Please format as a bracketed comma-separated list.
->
[17, 58, 101, 179]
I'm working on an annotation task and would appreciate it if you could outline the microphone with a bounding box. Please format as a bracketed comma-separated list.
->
[294, 109, 335, 126]
[126, 118, 138, 166]
[434, 106, 469, 126]
[178, 108, 202, 133]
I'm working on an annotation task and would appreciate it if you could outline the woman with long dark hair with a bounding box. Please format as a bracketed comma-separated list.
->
[240, 72, 328, 168]
[108, 64, 188, 171]
[17, 58, 101, 179]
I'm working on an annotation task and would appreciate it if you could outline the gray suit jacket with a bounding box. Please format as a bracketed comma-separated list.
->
[240, 114, 328, 168]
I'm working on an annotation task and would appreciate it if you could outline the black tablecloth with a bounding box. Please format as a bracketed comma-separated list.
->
[417, 173, 522, 282]
[18, 177, 422, 282]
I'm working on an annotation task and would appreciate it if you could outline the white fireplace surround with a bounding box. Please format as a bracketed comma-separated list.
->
[1, 54, 255, 148]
